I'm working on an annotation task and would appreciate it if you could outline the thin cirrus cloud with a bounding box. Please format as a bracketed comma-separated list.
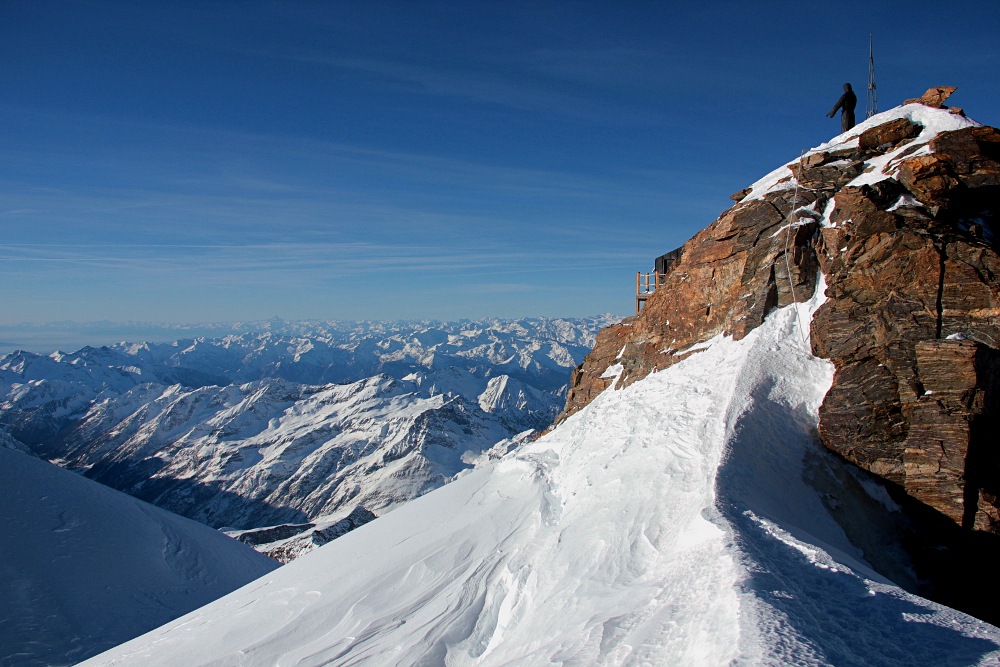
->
[0, 243, 647, 279]
[0, 111, 695, 252]
[0, 106, 681, 203]
[9, 1, 839, 327]
[0, 179, 674, 248]
[268, 39, 774, 127]
[271, 50, 659, 124]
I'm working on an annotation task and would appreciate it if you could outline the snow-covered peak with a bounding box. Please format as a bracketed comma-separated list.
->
[816, 103, 981, 151]
[0, 317, 618, 402]
[743, 103, 982, 203]
[31, 367, 560, 534]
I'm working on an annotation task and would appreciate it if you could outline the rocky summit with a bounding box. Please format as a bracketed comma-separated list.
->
[559, 90, 1000, 622]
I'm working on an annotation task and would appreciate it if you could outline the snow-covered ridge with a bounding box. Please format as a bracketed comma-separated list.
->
[1, 315, 619, 343]
[0, 316, 614, 440]
[743, 103, 981, 203]
[79, 285, 1000, 666]
[47, 371, 559, 532]
[2, 316, 619, 390]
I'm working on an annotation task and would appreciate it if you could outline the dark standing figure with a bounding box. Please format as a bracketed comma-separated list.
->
[827, 83, 857, 132]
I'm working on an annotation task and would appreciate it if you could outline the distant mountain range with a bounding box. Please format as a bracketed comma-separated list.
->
[0, 317, 615, 559]
[0, 315, 618, 358]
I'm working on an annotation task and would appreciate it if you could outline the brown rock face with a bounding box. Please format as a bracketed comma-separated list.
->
[560, 112, 1000, 537]
[814, 218, 1000, 519]
[904, 86, 958, 108]
[730, 187, 751, 202]
[561, 190, 822, 417]
[901, 341, 1000, 528]
[858, 118, 921, 149]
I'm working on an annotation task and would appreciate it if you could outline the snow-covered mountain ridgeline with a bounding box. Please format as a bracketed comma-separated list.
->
[0, 316, 616, 359]
[0, 443, 278, 667]
[6, 315, 615, 392]
[0, 318, 602, 553]
[0, 316, 608, 446]
[80, 275, 1000, 666]
[563, 96, 1000, 623]
[33, 372, 557, 532]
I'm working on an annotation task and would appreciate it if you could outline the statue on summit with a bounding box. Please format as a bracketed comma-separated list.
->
[827, 83, 857, 132]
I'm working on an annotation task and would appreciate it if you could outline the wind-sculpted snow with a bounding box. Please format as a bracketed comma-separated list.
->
[0, 446, 278, 667]
[44, 371, 558, 532]
[79, 289, 1000, 666]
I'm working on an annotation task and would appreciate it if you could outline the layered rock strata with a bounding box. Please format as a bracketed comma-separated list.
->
[560, 98, 1000, 537]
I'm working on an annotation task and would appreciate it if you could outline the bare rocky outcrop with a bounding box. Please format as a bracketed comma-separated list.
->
[811, 122, 1000, 533]
[559, 185, 824, 417]
[561, 101, 1000, 528]
[904, 85, 958, 108]
[557, 99, 1000, 620]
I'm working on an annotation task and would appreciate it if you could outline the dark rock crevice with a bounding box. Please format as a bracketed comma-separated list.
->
[935, 240, 947, 339]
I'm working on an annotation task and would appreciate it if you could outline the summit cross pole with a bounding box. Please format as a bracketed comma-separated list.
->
[867, 34, 878, 119]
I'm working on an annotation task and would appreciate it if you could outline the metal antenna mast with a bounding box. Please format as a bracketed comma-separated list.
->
[867, 34, 878, 119]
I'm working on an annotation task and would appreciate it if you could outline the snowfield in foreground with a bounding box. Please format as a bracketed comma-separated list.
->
[0, 446, 279, 667]
[82, 288, 1000, 666]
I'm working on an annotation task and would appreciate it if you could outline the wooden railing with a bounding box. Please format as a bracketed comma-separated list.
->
[635, 272, 666, 315]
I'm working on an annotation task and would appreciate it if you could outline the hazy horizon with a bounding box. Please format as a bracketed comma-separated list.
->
[0, 313, 623, 355]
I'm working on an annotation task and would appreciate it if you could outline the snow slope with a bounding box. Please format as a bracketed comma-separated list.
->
[0, 446, 278, 667]
[82, 285, 1000, 666]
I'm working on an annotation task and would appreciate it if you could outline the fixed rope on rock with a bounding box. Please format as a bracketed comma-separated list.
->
[783, 149, 809, 346]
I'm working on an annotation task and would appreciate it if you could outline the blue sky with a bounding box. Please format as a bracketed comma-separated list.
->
[2, 0, 998, 327]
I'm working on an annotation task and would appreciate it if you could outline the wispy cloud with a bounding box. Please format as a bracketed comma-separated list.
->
[0, 110, 701, 253]
[0, 104, 681, 203]
[264, 52, 652, 124]
[0, 242, 648, 285]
